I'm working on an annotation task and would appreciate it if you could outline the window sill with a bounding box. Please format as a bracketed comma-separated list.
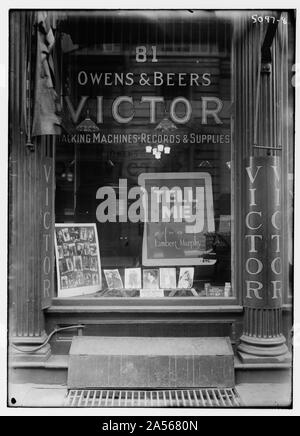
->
[46, 297, 243, 314]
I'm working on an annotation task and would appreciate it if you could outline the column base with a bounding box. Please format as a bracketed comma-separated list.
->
[9, 333, 51, 363]
[238, 334, 291, 364]
[238, 350, 291, 364]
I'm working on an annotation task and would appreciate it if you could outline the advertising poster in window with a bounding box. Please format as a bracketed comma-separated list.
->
[139, 172, 217, 266]
[54, 223, 101, 297]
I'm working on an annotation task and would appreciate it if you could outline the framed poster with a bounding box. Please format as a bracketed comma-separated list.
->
[54, 223, 101, 297]
[138, 172, 216, 266]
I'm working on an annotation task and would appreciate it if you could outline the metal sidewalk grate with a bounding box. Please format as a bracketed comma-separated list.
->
[64, 388, 242, 407]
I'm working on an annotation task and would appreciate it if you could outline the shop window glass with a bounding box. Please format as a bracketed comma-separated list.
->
[55, 11, 233, 299]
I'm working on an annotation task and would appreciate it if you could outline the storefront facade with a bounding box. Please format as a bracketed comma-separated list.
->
[8, 10, 294, 404]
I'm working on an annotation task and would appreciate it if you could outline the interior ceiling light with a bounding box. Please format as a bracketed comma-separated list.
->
[61, 160, 75, 182]
[198, 160, 212, 168]
[76, 110, 100, 132]
[155, 117, 177, 132]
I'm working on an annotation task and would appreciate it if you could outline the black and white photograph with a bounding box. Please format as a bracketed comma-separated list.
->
[83, 272, 92, 285]
[159, 267, 177, 289]
[69, 227, 80, 241]
[66, 257, 74, 272]
[57, 245, 64, 259]
[124, 268, 142, 289]
[177, 267, 194, 289]
[87, 228, 95, 242]
[73, 255, 83, 271]
[76, 271, 85, 286]
[83, 242, 90, 255]
[80, 227, 88, 241]
[68, 243, 76, 256]
[89, 256, 99, 271]
[60, 275, 69, 289]
[56, 229, 64, 244]
[62, 243, 70, 257]
[5, 5, 298, 415]
[92, 273, 100, 285]
[58, 258, 68, 275]
[75, 242, 84, 256]
[89, 243, 97, 256]
[82, 255, 89, 269]
[62, 227, 71, 242]
[104, 269, 124, 289]
[143, 269, 160, 289]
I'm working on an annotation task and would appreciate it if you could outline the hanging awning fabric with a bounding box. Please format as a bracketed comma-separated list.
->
[31, 11, 62, 136]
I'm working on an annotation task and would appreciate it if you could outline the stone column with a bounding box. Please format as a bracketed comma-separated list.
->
[233, 14, 292, 364]
[8, 12, 53, 362]
[237, 156, 290, 363]
[9, 142, 52, 362]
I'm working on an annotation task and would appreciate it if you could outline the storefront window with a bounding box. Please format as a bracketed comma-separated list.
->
[55, 11, 233, 299]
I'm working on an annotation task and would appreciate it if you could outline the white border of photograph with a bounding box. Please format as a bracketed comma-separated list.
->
[159, 267, 177, 289]
[54, 223, 102, 297]
[124, 268, 142, 289]
[177, 267, 194, 289]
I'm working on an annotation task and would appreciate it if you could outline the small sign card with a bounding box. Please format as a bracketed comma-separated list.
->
[140, 289, 164, 298]
[207, 287, 224, 297]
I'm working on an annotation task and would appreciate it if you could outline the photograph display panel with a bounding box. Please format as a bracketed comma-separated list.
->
[54, 223, 101, 297]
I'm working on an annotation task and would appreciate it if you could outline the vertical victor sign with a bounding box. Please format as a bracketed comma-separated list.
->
[244, 156, 282, 307]
[41, 157, 55, 309]
[238, 155, 290, 362]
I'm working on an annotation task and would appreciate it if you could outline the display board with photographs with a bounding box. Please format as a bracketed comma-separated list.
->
[54, 223, 101, 297]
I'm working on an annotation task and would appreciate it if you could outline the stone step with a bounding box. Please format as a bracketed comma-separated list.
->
[67, 336, 234, 389]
